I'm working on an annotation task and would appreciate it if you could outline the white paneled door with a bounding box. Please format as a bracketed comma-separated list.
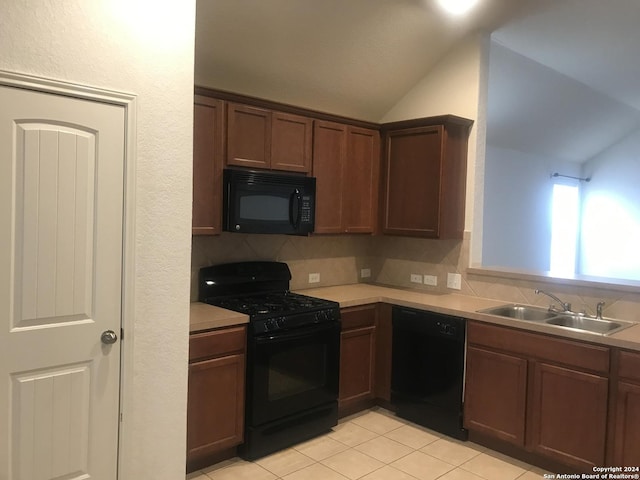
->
[0, 85, 125, 480]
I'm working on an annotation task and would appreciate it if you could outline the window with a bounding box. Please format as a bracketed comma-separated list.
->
[549, 183, 580, 276]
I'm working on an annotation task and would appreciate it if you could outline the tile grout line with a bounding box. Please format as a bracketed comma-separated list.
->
[191, 408, 546, 480]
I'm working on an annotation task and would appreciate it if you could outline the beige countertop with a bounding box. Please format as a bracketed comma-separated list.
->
[298, 284, 640, 352]
[190, 283, 640, 351]
[189, 302, 248, 333]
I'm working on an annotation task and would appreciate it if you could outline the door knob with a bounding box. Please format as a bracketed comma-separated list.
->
[101, 330, 118, 345]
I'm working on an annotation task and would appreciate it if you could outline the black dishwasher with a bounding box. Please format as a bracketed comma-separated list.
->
[391, 306, 468, 440]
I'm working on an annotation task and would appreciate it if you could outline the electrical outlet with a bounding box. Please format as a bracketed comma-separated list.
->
[410, 273, 422, 284]
[447, 273, 462, 290]
[360, 268, 371, 279]
[423, 274, 438, 286]
[308, 273, 320, 283]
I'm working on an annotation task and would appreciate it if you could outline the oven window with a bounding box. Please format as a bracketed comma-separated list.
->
[268, 344, 327, 401]
[240, 195, 289, 221]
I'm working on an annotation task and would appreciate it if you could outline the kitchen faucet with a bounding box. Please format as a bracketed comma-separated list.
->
[534, 289, 572, 312]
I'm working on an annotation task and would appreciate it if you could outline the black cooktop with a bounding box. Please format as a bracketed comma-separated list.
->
[205, 291, 336, 317]
[199, 262, 339, 325]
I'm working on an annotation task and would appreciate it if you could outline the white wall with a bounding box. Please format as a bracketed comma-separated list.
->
[380, 34, 483, 232]
[482, 145, 581, 272]
[580, 128, 640, 280]
[0, 1, 195, 479]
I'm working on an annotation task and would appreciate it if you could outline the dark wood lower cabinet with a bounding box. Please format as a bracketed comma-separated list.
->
[339, 305, 377, 416]
[464, 346, 527, 446]
[529, 362, 608, 470]
[613, 349, 640, 466]
[184, 309, 638, 475]
[187, 326, 246, 472]
[374, 303, 392, 404]
[339, 326, 375, 408]
[187, 355, 245, 457]
[613, 381, 640, 465]
[465, 321, 612, 473]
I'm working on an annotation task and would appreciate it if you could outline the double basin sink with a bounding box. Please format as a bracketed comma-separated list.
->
[478, 304, 635, 336]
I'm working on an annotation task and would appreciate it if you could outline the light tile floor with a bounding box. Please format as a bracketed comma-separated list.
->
[187, 408, 550, 480]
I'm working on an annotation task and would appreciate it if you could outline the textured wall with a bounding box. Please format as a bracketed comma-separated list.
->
[0, 1, 195, 479]
[581, 129, 640, 280]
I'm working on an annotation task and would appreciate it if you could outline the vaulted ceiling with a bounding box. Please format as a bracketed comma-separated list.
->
[195, 0, 640, 162]
[488, 0, 640, 163]
[194, 0, 549, 121]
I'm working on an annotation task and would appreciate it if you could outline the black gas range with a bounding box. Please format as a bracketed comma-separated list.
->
[199, 261, 341, 460]
[204, 290, 340, 334]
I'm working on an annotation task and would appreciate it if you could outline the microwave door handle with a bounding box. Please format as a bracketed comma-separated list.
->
[289, 188, 302, 229]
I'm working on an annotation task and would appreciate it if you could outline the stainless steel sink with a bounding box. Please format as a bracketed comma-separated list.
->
[545, 315, 634, 335]
[478, 304, 636, 336]
[478, 305, 557, 322]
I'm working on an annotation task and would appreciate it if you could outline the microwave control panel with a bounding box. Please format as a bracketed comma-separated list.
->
[301, 196, 312, 223]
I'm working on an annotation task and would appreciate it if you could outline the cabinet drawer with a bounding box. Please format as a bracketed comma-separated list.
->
[618, 350, 640, 383]
[189, 326, 246, 363]
[341, 305, 377, 330]
[468, 321, 609, 374]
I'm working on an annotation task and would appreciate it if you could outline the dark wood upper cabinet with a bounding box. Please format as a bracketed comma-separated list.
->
[193, 96, 225, 235]
[227, 103, 272, 170]
[381, 116, 473, 238]
[313, 122, 380, 234]
[227, 102, 312, 173]
[271, 111, 313, 172]
[344, 126, 380, 233]
[313, 120, 346, 233]
[195, 90, 490, 238]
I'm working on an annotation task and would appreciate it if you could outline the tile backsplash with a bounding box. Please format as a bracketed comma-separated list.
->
[191, 232, 640, 322]
[191, 233, 373, 299]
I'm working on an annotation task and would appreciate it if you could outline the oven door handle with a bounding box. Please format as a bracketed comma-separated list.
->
[254, 322, 338, 344]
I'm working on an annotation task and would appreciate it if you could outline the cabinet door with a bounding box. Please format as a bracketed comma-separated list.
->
[464, 346, 527, 446]
[313, 120, 346, 233]
[343, 126, 380, 233]
[382, 126, 443, 237]
[529, 362, 608, 470]
[339, 326, 376, 412]
[187, 353, 245, 464]
[193, 96, 224, 235]
[613, 381, 640, 465]
[227, 102, 271, 169]
[271, 111, 312, 173]
[374, 303, 392, 402]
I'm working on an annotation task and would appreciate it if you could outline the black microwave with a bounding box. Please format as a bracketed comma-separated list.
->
[223, 169, 316, 235]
